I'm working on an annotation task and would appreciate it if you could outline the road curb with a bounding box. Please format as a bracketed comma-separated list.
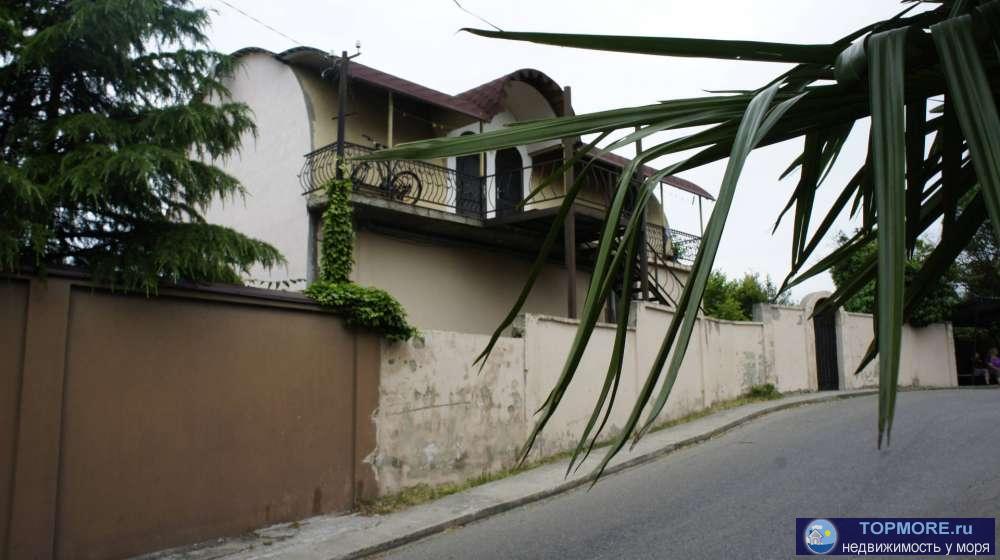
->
[341, 389, 879, 560]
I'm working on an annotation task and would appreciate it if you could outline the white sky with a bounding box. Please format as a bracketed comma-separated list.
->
[196, 0, 920, 300]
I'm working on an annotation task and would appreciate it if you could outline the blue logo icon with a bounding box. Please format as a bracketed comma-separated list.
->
[804, 519, 838, 554]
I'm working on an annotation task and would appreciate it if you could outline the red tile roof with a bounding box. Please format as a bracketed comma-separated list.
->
[455, 68, 567, 118]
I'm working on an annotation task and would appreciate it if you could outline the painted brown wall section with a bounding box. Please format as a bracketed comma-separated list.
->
[1, 275, 380, 560]
[0, 280, 29, 559]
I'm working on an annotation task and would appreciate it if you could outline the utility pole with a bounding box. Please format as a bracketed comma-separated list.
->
[335, 50, 349, 179]
[330, 43, 362, 180]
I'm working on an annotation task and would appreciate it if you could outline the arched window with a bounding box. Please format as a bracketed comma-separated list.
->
[495, 147, 523, 217]
[455, 132, 483, 217]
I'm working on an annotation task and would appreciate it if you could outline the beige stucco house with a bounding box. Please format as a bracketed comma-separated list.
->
[206, 46, 713, 334]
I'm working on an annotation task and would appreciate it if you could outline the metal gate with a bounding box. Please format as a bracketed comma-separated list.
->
[813, 305, 840, 390]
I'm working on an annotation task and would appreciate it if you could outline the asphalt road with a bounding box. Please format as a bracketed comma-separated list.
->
[377, 389, 1000, 560]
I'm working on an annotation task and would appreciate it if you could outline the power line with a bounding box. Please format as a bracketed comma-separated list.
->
[213, 0, 304, 46]
[451, 0, 503, 32]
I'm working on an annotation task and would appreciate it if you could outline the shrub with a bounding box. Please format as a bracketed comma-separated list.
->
[747, 383, 782, 400]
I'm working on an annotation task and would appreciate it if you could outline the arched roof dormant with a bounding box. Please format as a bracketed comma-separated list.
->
[229, 47, 712, 200]
[454, 68, 567, 119]
[231, 46, 487, 120]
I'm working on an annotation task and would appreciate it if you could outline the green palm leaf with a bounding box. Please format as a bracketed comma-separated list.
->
[461, 29, 840, 64]
[868, 28, 908, 448]
[932, 13, 1000, 240]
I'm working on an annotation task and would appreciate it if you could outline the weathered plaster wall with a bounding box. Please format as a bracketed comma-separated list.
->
[520, 315, 640, 459]
[374, 296, 957, 495]
[755, 303, 813, 393]
[204, 53, 312, 282]
[701, 318, 768, 406]
[373, 331, 527, 491]
[634, 304, 706, 423]
[838, 312, 880, 389]
[838, 312, 958, 389]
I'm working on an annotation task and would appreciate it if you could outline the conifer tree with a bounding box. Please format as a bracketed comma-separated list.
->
[0, 0, 283, 290]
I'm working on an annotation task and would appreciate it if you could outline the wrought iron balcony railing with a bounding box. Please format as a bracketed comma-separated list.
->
[646, 223, 701, 266]
[298, 141, 701, 261]
[299, 141, 477, 213]
[299, 141, 569, 219]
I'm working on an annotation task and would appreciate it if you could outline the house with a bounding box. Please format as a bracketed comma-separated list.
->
[205, 46, 714, 334]
[808, 527, 824, 545]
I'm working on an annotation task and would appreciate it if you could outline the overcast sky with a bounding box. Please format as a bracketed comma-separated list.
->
[195, 0, 922, 300]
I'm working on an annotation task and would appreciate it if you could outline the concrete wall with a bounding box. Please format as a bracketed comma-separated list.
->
[352, 229, 592, 335]
[755, 303, 815, 393]
[1, 274, 380, 560]
[838, 311, 958, 390]
[375, 296, 958, 494]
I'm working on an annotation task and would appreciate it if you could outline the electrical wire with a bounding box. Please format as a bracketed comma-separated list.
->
[213, 0, 304, 46]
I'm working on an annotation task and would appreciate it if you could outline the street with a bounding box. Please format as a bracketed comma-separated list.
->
[377, 389, 1000, 559]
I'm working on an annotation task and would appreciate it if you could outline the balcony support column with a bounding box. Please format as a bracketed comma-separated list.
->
[387, 92, 394, 148]
[636, 128, 650, 302]
[562, 86, 577, 319]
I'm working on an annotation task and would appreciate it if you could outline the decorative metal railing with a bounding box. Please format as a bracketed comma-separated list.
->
[299, 142, 478, 213]
[299, 142, 571, 219]
[668, 228, 701, 265]
[298, 142, 702, 259]
[645, 223, 701, 265]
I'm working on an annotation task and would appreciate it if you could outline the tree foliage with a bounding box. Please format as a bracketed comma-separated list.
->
[703, 271, 791, 321]
[0, 0, 282, 290]
[367, 1, 1000, 477]
[830, 232, 960, 326]
[957, 220, 1000, 300]
[953, 218, 1000, 347]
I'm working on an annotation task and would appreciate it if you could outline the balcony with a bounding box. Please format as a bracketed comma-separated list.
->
[298, 141, 699, 264]
[299, 141, 573, 219]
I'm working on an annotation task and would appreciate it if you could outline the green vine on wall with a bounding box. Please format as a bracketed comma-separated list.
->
[318, 174, 354, 284]
[304, 176, 416, 341]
